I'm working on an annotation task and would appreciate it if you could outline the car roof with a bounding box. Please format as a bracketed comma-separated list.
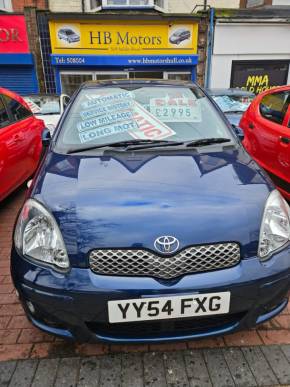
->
[23, 94, 60, 97]
[0, 87, 31, 110]
[207, 88, 255, 97]
[81, 79, 197, 89]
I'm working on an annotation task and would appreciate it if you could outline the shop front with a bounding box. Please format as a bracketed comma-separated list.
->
[0, 15, 38, 95]
[48, 16, 199, 95]
[209, 13, 290, 93]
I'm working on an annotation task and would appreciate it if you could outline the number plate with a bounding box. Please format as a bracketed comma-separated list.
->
[108, 292, 230, 323]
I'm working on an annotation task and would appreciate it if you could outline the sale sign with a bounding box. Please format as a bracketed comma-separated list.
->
[0, 15, 29, 53]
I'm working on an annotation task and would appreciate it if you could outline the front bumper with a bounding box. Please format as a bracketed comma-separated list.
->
[11, 246, 290, 343]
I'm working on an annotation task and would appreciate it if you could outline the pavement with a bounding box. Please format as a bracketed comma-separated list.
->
[0, 185, 290, 386]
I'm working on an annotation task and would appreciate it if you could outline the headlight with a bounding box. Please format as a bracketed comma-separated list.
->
[14, 199, 69, 270]
[258, 190, 290, 260]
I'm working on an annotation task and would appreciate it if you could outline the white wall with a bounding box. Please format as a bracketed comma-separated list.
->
[49, 0, 82, 12]
[272, 0, 290, 5]
[168, 0, 240, 13]
[48, 0, 240, 13]
[210, 22, 290, 88]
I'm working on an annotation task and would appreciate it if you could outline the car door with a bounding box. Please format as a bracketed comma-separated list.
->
[0, 95, 24, 200]
[242, 90, 290, 180]
[276, 95, 290, 184]
[3, 94, 43, 185]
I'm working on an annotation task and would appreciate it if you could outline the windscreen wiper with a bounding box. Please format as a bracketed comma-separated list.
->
[126, 140, 184, 150]
[67, 139, 178, 154]
[185, 138, 231, 147]
[224, 110, 245, 114]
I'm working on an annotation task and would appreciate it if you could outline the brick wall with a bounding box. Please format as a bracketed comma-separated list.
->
[196, 17, 208, 87]
[12, 0, 47, 12]
[24, 7, 46, 92]
[48, 0, 82, 12]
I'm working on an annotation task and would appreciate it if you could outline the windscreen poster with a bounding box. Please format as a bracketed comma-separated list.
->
[230, 61, 289, 94]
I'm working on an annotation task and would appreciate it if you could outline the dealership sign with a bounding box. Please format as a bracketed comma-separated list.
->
[49, 20, 198, 56]
[0, 15, 29, 53]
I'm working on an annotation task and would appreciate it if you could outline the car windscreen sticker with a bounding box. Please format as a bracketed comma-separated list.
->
[149, 97, 201, 122]
[129, 102, 176, 140]
[80, 100, 134, 121]
[81, 91, 133, 110]
[79, 120, 139, 143]
[77, 110, 135, 132]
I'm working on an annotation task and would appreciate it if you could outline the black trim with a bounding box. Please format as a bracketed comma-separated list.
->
[47, 12, 201, 21]
[265, 170, 290, 193]
[0, 95, 12, 128]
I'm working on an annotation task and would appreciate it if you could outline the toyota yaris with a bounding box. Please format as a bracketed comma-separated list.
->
[11, 81, 290, 343]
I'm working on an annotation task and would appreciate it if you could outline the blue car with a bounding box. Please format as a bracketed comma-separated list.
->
[11, 80, 290, 343]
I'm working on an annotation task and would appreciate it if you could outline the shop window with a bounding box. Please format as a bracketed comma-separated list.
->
[129, 71, 163, 79]
[166, 72, 191, 81]
[260, 92, 289, 125]
[0, 0, 12, 11]
[3, 96, 32, 122]
[88, 0, 166, 11]
[0, 98, 10, 128]
[89, 0, 102, 9]
[60, 73, 94, 96]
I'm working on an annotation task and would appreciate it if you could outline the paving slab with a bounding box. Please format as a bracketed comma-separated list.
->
[0, 361, 16, 387]
[54, 357, 80, 387]
[78, 357, 100, 387]
[121, 353, 143, 387]
[8, 359, 38, 387]
[32, 358, 59, 387]
[184, 349, 212, 387]
[143, 352, 167, 387]
[203, 348, 235, 387]
[0, 346, 288, 386]
[242, 346, 279, 386]
[261, 345, 290, 385]
[99, 354, 122, 387]
[163, 351, 189, 387]
[223, 347, 257, 387]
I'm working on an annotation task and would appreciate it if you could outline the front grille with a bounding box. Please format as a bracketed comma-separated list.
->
[89, 242, 240, 279]
[86, 312, 245, 339]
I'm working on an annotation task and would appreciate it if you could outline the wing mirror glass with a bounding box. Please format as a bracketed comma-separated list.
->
[61, 95, 70, 112]
[232, 124, 244, 141]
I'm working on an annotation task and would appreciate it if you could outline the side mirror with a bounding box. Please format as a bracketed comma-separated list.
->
[61, 94, 70, 113]
[232, 124, 244, 141]
[42, 128, 51, 147]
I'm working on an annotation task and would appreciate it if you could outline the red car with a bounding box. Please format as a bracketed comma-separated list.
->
[240, 85, 290, 200]
[0, 87, 44, 202]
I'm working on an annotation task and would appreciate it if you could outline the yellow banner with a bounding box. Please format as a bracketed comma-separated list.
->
[49, 20, 198, 55]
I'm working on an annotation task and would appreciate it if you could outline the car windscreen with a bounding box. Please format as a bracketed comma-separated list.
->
[213, 95, 254, 113]
[55, 86, 233, 150]
[24, 96, 61, 115]
[66, 30, 75, 35]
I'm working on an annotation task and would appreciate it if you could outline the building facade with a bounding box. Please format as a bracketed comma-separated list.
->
[209, 7, 290, 93]
[0, 14, 39, 94]
[42, 12, 202, 95]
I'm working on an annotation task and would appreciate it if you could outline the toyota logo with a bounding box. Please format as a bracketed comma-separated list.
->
[154, 236, 180, 254]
